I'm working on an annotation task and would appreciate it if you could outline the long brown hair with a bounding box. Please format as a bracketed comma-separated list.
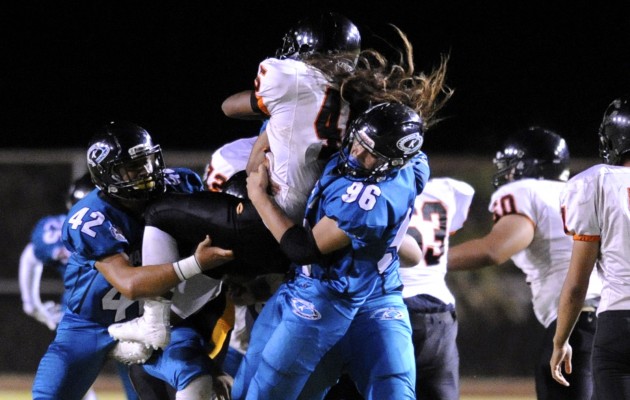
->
[341, 25, 453, 131]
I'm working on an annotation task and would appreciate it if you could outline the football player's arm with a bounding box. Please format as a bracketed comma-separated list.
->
[18, 243, 41, 316]
[18, 243, 62, 330]
[551, 239, 598, 387]
[221, 90, 265, 120]
[246, 130, 270, 175]
[247, 163, 350, 261]
[399, 234, 422, 267]
[447, 214, 534, 271]
[96, 237, 234, 300]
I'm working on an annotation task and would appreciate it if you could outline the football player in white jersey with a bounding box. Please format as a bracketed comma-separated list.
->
[107, 12, 361, 353]
[551, 96, 630, 398]
[221, 12, 359, 223]
[402, 177, 474, 400]
[448, 127, 602, 400]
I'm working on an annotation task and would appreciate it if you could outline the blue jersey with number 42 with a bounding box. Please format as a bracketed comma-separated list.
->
[61, 168, 203, 326]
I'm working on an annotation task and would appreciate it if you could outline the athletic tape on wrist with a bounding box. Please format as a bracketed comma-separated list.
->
[173, 255, 203, 281]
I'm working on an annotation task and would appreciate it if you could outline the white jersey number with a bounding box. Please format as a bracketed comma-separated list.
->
[342, 182, 382, 211]
[102, 287, 136, 322]
[67, 207, 105, 238]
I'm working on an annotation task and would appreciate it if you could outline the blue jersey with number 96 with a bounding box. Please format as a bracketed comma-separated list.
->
[303, 152, 429, 307]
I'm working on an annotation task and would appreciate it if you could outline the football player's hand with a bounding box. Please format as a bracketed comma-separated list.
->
[246, 163, 270, 202]
[194, 235, 234, 271]
[212, 372, 233, 400]
[550, 342, 572, 387]
[32, 301, 63, 330]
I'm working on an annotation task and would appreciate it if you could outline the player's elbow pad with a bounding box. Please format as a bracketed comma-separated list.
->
[279, 225, 322, 265]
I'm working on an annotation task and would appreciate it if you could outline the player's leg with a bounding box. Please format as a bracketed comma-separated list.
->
[33, 318, 111, 399]
[140, 325, 216, 397]
[537, 311, 596, 400]
[235, 276, 356, 400]
[129, 364, 176, 400]
[144, 191, 289, 277]
[592, 310, 630, 400]
[116, 361, 141, 400]
[346, 292, 416, 400]
[405, 294, 460, 400]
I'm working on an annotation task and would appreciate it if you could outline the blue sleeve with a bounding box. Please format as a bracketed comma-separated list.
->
[62, 193, 135, 261]
[30, 214, 67, 263]
[410, 152, 430, 195]
[165, 167, 204, 193]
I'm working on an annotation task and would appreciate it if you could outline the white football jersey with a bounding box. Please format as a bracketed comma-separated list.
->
[491, 178, 601, 327]
[400, 178, 475, 303]
[561, 164, 630, 314]
[203, 136, 257, 192]
[255, 57, 350, 222]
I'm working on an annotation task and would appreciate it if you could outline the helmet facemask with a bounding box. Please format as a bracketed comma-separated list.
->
[108, 151, 164, 199]
[339, 131, 397, 182]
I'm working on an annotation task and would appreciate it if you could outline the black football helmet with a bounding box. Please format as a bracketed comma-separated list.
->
[66, 172, 95, 209]
[338, 102, 424, 182]
[275, 12, 361, 61]
[86, 121, 165, 201]
[598, 96, 630, 165]
[492, 126, 570, 188]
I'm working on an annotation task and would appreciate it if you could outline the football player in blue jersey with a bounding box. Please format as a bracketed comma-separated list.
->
[21, 172, 142, 400]
[19, 173, 93, 331]
[231, 102, 429, 400]
[32, 121, 234, 400]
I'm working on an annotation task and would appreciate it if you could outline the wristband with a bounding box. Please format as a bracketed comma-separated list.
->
[173, 255, 203, 281]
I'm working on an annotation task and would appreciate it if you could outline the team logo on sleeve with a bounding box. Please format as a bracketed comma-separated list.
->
[370, 307, 405, 320]
[109, 225, 128, 243]
[290, 298, 321, 320]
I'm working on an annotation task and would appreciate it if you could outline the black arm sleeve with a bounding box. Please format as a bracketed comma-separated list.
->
[279, 225, 322, 265]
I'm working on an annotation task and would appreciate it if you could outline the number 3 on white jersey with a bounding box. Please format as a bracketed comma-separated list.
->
[67, 207, 105, 238]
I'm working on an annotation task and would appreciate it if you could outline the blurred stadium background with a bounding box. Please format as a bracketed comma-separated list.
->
[0, 149, 597, 398]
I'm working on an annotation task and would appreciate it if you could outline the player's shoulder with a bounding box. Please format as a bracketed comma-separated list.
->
[568, 163, 620, 184]
[165, 167, 204, 193]
[34, 213, 66, 227]
[259, 57, 309, 75]
[427, 178, 475, 196]
[493, 178, 554, 198]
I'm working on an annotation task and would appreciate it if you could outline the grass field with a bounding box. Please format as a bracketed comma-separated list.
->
[1, 374, 536, 399]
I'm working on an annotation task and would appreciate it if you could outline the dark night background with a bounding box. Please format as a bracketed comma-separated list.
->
[2, 2, 629, 380]
[4, 1, 630, 157]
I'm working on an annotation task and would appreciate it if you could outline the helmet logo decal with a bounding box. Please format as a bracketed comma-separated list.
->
[396, 133, 422, 155]
[87, 142, 110, 167]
